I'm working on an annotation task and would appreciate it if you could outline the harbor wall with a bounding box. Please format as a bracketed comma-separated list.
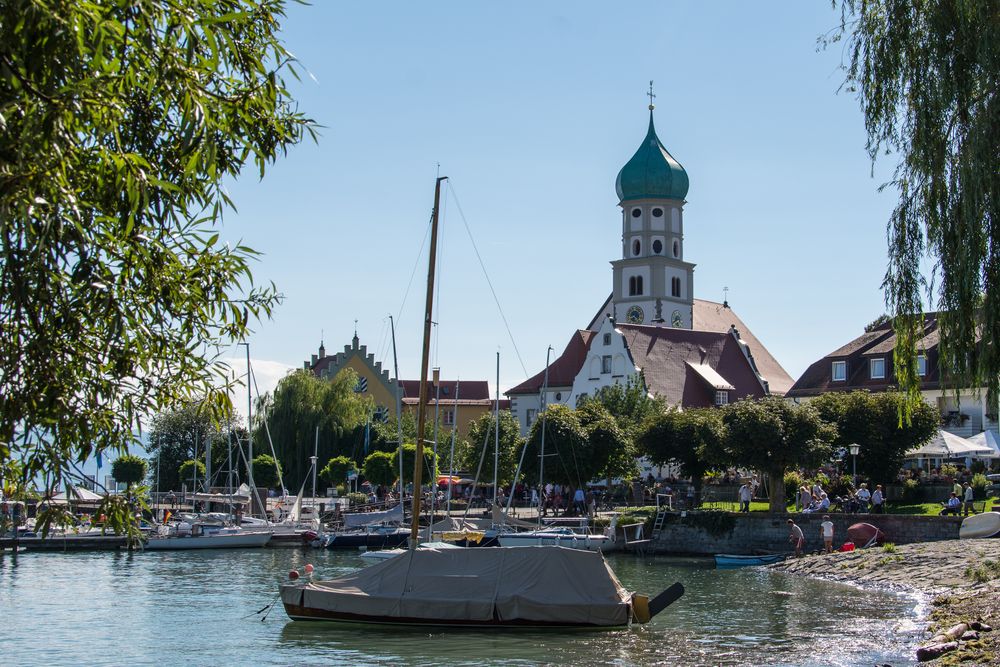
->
[651, 512, 963, 555]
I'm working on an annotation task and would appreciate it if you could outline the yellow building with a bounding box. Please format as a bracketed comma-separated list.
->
[303, 335, 505, 439]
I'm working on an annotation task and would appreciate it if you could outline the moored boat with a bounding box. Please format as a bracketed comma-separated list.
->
[496, 526, 613, 552]
[846, 522, 885, 548]
[714, 553, 785, 568]
[145, 522, 272, 550]
[959, 512, 1000, 539]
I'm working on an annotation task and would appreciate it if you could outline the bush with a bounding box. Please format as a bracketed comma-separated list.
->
[972, 473, 989, 500]
[809, 472, 830, 490]
[940, 463, 959, 478]
[346, 492, 368, 507]
[971, 460, 987, 474]
[829, 474, 854, 498]
[784, 471, 805, 501]
[901, 478, 920, 503]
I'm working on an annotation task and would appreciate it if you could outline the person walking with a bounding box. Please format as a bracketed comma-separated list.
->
[963, 482, 976, 516]
[820, 515, 834, 554]
[871, 484, 885, 514]
[737, 481, 753, 513]
[787, 519, 805, 557]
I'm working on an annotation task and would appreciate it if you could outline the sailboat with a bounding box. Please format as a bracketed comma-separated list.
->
[279, 176, 683, 628]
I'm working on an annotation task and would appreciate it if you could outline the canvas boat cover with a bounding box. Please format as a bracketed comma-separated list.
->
[343, 502, 404, 529]
[281, 545, 632, 626]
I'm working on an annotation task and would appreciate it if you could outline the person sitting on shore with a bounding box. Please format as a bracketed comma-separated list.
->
[941, 492, 962, 516]
[803, 492, 830, 514]
[798, 485, 812, 513]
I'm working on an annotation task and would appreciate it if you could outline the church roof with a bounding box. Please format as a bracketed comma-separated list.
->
[615, 112, 689, 202]
[505, 330, 596, 396]
[616, 324, 769, 406]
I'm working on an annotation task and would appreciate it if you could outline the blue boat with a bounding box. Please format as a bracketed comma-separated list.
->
[714, 553, 785, 568]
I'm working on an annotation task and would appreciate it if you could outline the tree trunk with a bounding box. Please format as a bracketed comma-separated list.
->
[768, 469, 785, 513]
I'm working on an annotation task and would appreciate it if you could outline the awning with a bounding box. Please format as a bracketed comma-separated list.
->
[685, 362, 735, 391]
[968, 430, 1000, 459]
[906, 430, 995, 458]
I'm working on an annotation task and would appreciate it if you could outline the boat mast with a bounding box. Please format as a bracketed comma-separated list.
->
[493, 351, 500, 506]
[389, 315, 404, 503]
[446, 380, 460, 514]
[537, 345, 552, 527]
[312, 426, 319, 514]
[426, 367, 442, 542]
[410, 176, 447, 547]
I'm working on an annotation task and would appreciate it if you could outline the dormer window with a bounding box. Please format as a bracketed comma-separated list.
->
[832, 360, 846, 382]
[603, 333, 611, 346]
[870, 358, 885, 379]
[917, 354, 927, 376]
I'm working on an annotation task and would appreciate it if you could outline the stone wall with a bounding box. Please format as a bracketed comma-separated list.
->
[652, 511, 963, 555]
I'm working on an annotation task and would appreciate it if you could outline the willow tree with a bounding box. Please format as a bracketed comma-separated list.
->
[834, 1, 1000, 407]
[0, 2, 313, 533]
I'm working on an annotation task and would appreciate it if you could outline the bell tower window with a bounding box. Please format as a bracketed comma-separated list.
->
[632, 239, 641, 256]
[652, 239, 663, 254]
[628, 276, 644, 296]
[671, 277, 681, 298]
[672, 240, 680, 258]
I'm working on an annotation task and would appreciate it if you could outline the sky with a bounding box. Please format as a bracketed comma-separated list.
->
[216, 1, 907, 408]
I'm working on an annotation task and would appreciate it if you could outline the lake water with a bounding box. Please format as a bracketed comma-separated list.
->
[0, 547, 923, 666]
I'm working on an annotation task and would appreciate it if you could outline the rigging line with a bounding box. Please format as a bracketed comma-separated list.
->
[395, 209, 434, 326]
[446, 181, 529, 378]
[432, 180, 450, 369]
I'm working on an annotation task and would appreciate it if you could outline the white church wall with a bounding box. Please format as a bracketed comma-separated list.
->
[570, 317, 639, 407]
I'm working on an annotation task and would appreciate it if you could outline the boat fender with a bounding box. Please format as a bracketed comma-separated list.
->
[289, 569, 300, 580]
[632, 594, 651, 624]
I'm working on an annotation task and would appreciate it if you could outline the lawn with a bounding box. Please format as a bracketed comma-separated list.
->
[697, 496, 1000, 516]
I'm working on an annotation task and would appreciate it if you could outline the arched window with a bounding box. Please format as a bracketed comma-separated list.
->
[636, 276, 644, 295]
[632, 239, 641, 256]
[628, 276, 644, 296]
[628, 276, 636, 295]
[671, 277, 681, 297]
[673, 240, 680, 258]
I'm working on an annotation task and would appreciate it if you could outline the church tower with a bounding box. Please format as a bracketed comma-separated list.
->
[611, 94, 695, 328]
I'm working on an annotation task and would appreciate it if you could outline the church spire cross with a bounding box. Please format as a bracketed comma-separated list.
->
[647, 80, 656, 111]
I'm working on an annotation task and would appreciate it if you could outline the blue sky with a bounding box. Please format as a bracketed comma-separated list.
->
[218, 1, 905, 403]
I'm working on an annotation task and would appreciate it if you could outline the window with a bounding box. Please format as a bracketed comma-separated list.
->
[671, 276, 681, 298]
[603, 333, 611, 346]
[555, 391, 562, 401]
[354, 376, 368, 393]
[374, 406, 389, 422]
[632, 239, 641, 256]
[526, 409, 537, 427]
[652, 208, 663, 218]
[631, 208, 642, 218]
[715, 390, 729, 406]
[672, 240, 680, 258]
[602, 355, 612, 374]
[652, 239, 663, 254]
[443, 409, 455, 426]
[628, 276, 644, 296]
[870, 357, 885, 379]
[832, 360, 846, 381]
[917, 354, 927, 376]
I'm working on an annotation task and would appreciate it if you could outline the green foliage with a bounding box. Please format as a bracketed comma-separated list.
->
[346, 492, 369, 507]
[784, 470, 806, 502]
[320, 456, 357, 485]
[964, 560, 1000, 584]
[0, 1, 312, 533]
[972, 473, 988, 500]
[811, 391, 937, 485]
[111, 455, 147, 487]
[458, 410, 523, 487]
[638, 407, 721, 501]
[940, 463, 959, 478]
[251, 454, 280, 489]
[714, 397, 836, 512]
[177, 459, 206, 487]
[582, 376, 665, 443]
[362, 451, 396, 488]
[881, 542, 896, 553]
[147, 401, 243, 493]
[392, 443, 438, 486]
[256, 369, 369, 492]
[577, 400, 636, 482]
[901, 478, 920, 503]
[833, 1, 1000, 407]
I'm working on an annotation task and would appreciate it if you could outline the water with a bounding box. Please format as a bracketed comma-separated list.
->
[0, 548, 923, 666]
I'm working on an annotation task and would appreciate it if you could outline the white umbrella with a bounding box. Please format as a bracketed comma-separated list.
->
[968, 430, 1000, 459]
[906, 430, 995, 459]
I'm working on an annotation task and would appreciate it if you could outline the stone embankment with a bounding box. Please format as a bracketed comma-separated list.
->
[771, 539, 1000, 665]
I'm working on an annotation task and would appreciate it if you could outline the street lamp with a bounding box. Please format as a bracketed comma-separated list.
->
[848, 443, 860, 487]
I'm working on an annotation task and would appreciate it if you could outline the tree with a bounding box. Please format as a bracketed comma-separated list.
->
[833, 1, 1000, 407]
[111, 455, 148, 487]
[393, 444, 438, 486]
[811, 390, 938, 486]
[638, 407, 723, 502]
[147, 401, 243, 492]
[712, 397, 837, 512]
[320, 456, 357, 487]
[256, 369, 369, 492]
[362, 451, 396, 489]
[577, 400, 636, 482]
[251, 454, 281, 490]
[583, 376, 665, 443]
[458, 411, 523, 487]
[0, 2, 312, 535]
[177, 459, 206, 488]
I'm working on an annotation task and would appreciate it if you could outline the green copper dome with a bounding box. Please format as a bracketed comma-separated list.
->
[615, 112, 689, 202]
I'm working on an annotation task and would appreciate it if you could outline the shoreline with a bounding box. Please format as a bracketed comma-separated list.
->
[770, 538, 1000, 665]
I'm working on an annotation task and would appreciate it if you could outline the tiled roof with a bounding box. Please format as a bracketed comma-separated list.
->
[505, 330, 596, 395]
[398, 379, 491, 401]
[617, 324, 769, 407]
[402, 398, 510, 409]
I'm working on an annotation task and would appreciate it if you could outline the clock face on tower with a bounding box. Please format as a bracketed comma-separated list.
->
[626, 305, 644, 324]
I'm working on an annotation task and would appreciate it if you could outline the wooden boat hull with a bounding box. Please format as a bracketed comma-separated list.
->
[714, 553, 784, 568]
[846, 522, 884, 547]
[960, 512, 1000, 539]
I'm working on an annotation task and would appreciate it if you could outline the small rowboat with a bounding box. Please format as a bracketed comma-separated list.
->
[846, 522, 885, 548]
[959, 512, 1000, 539]
[714, 553, 785, 568]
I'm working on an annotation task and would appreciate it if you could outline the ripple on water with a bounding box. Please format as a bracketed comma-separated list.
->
[0, 549, 921, 666]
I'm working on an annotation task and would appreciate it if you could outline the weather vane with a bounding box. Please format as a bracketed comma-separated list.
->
[647, 80, 656, 111]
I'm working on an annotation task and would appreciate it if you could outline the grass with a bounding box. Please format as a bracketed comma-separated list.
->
[882, 542, 896, 552]
[964, 559, 1000, 583]
[699, 495, 1000, 516]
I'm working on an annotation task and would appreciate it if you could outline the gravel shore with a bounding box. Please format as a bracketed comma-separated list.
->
[771, 539, 1000, 665]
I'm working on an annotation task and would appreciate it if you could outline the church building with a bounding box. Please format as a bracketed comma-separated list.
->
[507, 101, 793, 436]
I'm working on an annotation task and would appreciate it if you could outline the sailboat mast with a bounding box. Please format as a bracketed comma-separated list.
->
[538, 345, 552, 527]
[493, 351, 499, 505]
[446, 380, 460, 513]
[389, 315, 404, 502]
[410, 176, 447, 546]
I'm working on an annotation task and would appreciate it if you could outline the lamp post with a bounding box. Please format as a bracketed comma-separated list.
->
[849, 443, 860, 487]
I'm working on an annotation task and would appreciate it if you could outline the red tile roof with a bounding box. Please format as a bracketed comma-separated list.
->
[398, 379, 491, 401]
[505, 330, 596, 395]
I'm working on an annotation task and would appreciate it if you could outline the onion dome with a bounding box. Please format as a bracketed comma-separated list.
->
[615, 111, 689, 202]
